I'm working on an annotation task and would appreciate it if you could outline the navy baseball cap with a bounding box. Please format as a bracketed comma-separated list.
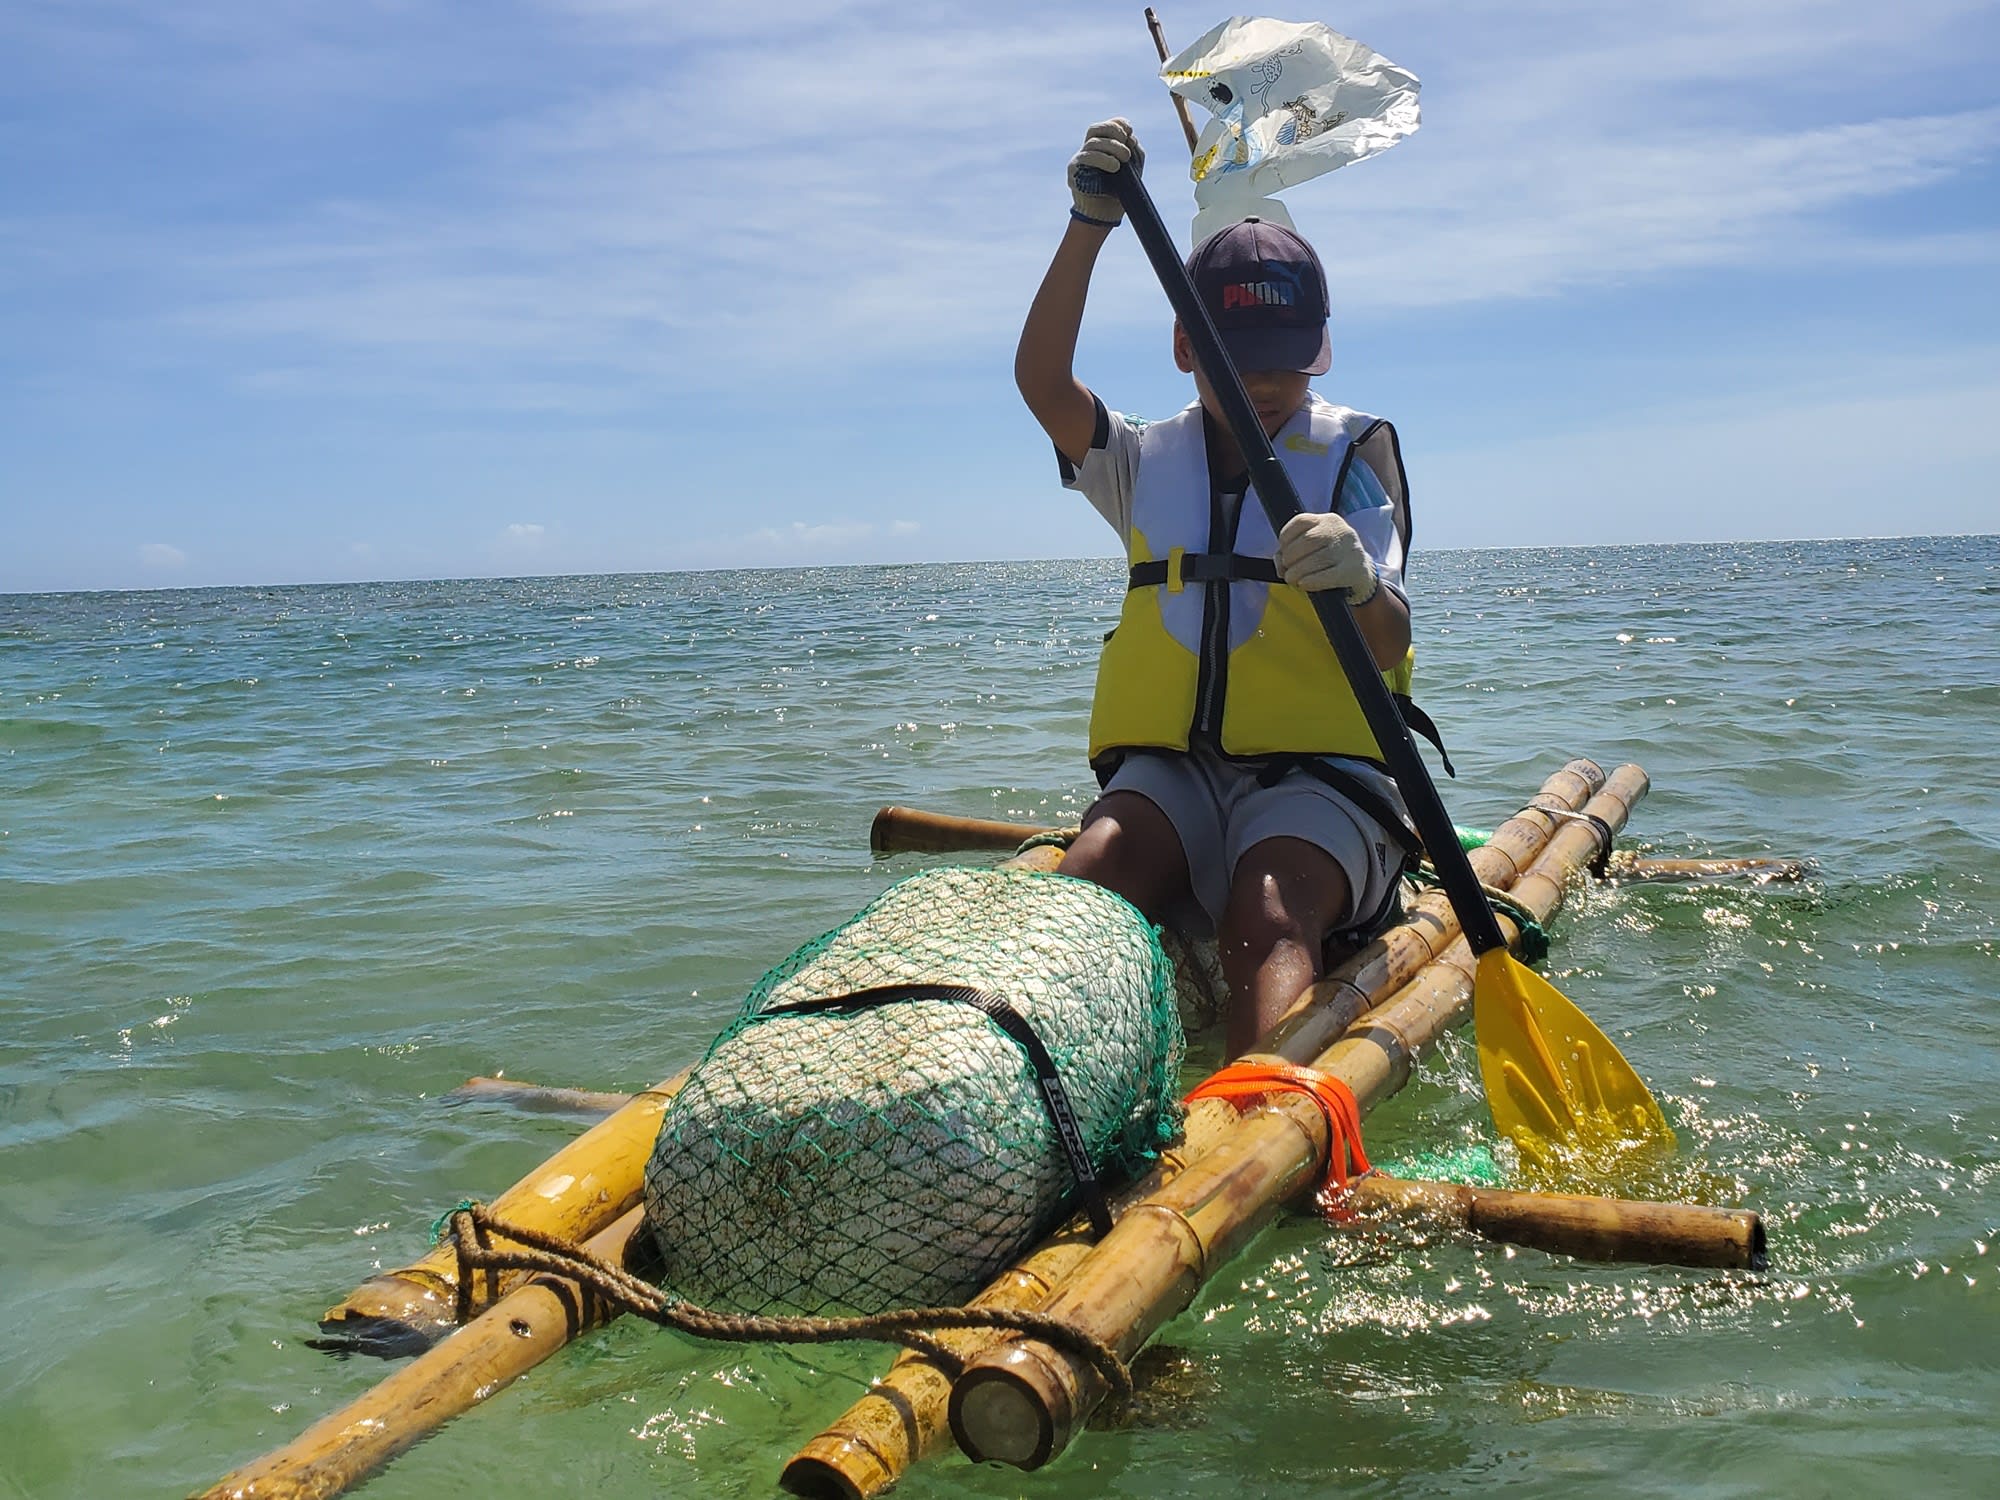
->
[1186, 217, 1331, 375]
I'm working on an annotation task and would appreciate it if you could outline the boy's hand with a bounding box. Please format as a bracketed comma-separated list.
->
[1069, 119, 1144, 226]
[1277, 512, 1381, 604]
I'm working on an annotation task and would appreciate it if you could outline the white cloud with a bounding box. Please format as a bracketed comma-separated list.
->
[500, 522, 546, 546]
[9, 1, 1999, 443]
[138, 542, 186, 569]
[117, 0, 1988, 410]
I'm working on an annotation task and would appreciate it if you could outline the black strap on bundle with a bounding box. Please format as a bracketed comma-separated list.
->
[761, 983, 1116, 1238]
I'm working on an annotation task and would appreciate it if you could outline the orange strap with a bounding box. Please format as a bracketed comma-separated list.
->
[1186, 1061, 1372, 1212]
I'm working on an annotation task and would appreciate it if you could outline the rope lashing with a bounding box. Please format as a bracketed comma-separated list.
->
[1402, 868, 1551, 964]
[438, 1204, 1134, 1405]
[1186, 1061, 1372, 1213]
[1536, 806, 1617, 878]
[1013, 827, 1080, 855]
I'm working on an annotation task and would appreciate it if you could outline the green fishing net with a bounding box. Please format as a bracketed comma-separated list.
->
[642, 866, 1185, 1316]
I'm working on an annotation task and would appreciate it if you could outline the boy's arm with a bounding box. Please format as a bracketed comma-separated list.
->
[1016, 120, 1143, 466]
[1016, 218, 1115, 466]
[1349, 570, 1412, 673]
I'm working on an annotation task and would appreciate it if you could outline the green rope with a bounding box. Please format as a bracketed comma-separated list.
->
[1404, 865, 1551, 965]
[431, 1198, 481, 1245]
[1014, 828, 1079, 855]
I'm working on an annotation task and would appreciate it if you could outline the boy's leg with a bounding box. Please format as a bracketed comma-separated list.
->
[1060, 790, 1194, 924]
[1218, 835, 1355, 1057]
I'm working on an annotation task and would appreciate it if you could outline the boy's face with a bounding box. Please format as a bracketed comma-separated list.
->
[1173, 323, 1312, 438]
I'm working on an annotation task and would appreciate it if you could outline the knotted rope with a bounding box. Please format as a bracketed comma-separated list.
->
[440, 1204, 1133, 1405]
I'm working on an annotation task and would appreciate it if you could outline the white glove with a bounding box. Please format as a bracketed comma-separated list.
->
[1068, 118, 1143, 226]
[1276, 511, 1380, 604]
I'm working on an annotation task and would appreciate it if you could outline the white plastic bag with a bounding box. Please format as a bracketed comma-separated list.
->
[1163, 16, 1420, 238]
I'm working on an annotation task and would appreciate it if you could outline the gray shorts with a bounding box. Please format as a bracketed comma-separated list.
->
[1101, 749, 1407, 938]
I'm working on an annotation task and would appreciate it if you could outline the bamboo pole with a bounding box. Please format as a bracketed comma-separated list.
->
[1605, 852, 1808, 883]
[945, 766, 1653, 1470]
[198, 1208, 650, 1500]
[1348, 1174, 1766, 1271]
[444, 1076, 629, 1120]
[778, 761, 1602, 1499]
[314, 1073, 688, 1354]
[869, 805, 1051, 854]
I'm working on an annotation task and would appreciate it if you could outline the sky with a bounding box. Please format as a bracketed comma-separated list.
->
[2, 0, 1997, 593]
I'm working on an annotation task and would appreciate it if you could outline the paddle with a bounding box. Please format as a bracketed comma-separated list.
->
[1104, 162, 1673, 1172]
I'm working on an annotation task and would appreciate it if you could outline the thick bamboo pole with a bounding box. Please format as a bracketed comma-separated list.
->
[778, 762, 1601, 1500]
[869, 805, 1047, 853]
[1348, 1174, 1766, 1271]
[198, 1208, 650, 1500]
[946, 766, 1652, 1470]
[775, 1108, 1239, 1500]
[315, 1073, 687, 1354]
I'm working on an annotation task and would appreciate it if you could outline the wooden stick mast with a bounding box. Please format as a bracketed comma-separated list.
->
[1145, 8, 1201, 154]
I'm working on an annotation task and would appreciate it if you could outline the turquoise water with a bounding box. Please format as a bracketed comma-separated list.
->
[2, 537, 1995, 1498]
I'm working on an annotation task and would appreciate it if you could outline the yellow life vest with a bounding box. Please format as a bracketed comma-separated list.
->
[1088, 394, 1413, 770]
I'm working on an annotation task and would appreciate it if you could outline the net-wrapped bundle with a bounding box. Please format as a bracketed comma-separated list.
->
[642, 866, 1184, 1316]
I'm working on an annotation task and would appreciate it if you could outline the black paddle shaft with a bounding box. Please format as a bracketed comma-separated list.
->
[1108, 164, 1510, 958]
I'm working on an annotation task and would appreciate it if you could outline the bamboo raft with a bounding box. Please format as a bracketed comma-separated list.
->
[199, 756, 1770, 1500]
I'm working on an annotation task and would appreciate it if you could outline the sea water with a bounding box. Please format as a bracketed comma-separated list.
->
[1, 537, 1995, 1498]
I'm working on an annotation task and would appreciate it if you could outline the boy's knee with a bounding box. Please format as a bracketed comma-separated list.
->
[1058, 807, 1184, 919]
[1220, 852, 1353, 954]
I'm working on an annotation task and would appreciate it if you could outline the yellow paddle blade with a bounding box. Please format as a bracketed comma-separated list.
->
[1474, 948, 1674, 1174]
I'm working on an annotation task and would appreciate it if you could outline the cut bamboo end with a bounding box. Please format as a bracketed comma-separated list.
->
[780, 1435, 895, 1500]
[948, 1341, 1076, 1471]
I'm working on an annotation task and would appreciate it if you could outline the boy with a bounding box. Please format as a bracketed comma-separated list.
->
[1017, 118, 1420, 1057]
